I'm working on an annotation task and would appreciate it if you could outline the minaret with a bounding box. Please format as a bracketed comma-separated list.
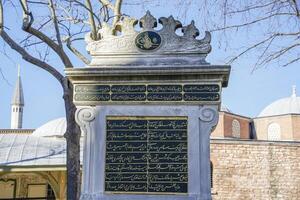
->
[11, 65, 24, 129]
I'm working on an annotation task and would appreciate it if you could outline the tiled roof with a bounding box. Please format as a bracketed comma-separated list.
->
[0, 134, 82, 167]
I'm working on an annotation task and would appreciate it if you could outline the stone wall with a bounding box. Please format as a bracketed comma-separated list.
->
[210, 139, 300, 200]
[291, 115, 300, 140]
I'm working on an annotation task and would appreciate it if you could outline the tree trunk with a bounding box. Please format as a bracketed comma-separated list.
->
[63, 79, 81, 200]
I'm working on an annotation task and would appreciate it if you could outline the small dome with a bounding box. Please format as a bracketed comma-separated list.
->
[258, 86, 300, 117]
[32, 118, 66, 137]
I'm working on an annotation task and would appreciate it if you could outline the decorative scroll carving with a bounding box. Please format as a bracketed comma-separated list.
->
[76, 107, 97, 199]
[198, 105, 219, 135]
[198, 105, 219, 199]
[75, 107, 96, 130]
[199, 106, 218, 123]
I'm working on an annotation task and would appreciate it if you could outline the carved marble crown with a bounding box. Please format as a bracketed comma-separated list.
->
[85, 11, 212, 67]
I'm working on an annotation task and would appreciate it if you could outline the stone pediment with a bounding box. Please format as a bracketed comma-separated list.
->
[85, 11, 212, 67]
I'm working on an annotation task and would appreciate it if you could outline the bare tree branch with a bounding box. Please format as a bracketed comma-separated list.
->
[85, 0, 99, 40]
[0, 67, 11, 85]
[101, 4, 110, 22]
[283, 56, 300, 67]
[0, 0, 65, 85]
[20, 17, 52, 44]
[226, 1, 280, 15]
[48, 0, 63, 47]
[228, 32, 300, 64]
[27, 0, 48, 5]
[65, 36, 90, 64]
[19, 0, 74, 68]
[63, 0, 102, 25]
[99, 0, 114, 10]
[259, 43, 300, 65]
[1, 30, 64, 85]
[291, 0, 300, 17]
[195, 0, 300, 68]
[23, 40, 45, 47]
[0, 0, 2, 33]
[112, 0, 123, 26]
[212, 13, 295, 32]
[1, 1, 126, 199]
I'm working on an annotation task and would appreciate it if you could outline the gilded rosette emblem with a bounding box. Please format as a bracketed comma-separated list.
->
[135, 31, 162, 51]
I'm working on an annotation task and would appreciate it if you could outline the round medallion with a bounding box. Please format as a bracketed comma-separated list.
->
[135, 31, 162, 51]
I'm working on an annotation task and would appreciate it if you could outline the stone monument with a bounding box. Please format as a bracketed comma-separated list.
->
[66, 11, 230, 200]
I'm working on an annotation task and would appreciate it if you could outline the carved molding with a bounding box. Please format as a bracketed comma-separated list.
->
[199, 106, 218, 124]
[75, 107, 96, 134]
[76, 107, 97, 196]
[198, 105, 219, 200]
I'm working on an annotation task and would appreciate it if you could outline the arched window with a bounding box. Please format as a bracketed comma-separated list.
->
[210, 161, 213, 188]
[232, 119, 241, 138]
[268, 123, 281, 141]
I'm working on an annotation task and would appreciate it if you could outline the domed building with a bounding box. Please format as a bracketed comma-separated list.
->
[0, 117, 82, 199]
[0, 72, 82, 199]
[253, 86, 300, 141]
[211, 105, 252, 139]
[209, 87, 300, 199]
[0, 74, 299, 199]
[211, 86, 300, 142]
[32, 117, 67, 138]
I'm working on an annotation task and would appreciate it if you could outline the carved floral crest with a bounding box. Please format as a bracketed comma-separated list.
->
[85, 11, 212, 66]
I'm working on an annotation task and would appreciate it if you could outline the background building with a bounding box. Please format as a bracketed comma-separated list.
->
[0, 76, 299, 199]
[211, 87, 300, 199]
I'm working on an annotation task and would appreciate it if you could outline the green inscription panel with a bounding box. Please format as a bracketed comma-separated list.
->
[74, 84, 220, 103]
[105, 116, 188, 194]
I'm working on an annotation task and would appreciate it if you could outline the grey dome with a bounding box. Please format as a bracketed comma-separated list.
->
[32, 117, 66, 137]
[258, 86, 300, 117]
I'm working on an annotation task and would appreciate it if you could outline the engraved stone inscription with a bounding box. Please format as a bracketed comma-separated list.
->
[105, 116, 188, 194]
[147, 85, 183, 101]
[74, 84, 220, 103]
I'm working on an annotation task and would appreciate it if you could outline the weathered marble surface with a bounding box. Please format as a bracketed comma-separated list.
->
[69, 10, 231, 200]
[85, 11, 212, 67]
[76, 105, 218, 200]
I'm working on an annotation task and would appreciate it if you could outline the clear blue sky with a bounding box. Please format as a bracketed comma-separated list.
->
[0, 1, 299, 129]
